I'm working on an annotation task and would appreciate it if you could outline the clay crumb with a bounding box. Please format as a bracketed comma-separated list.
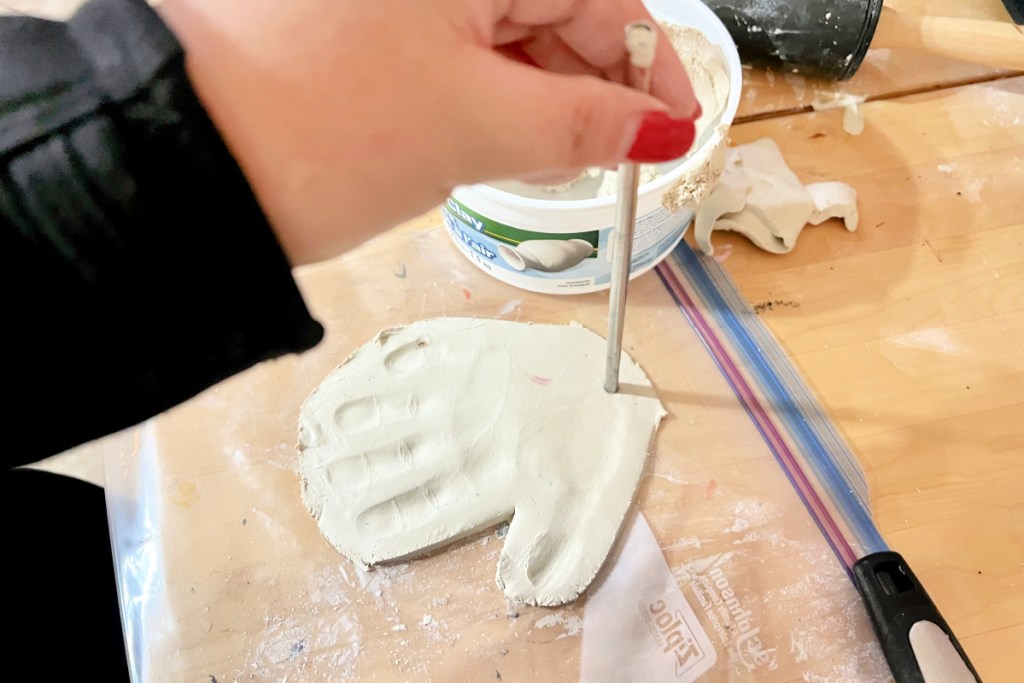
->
[753, 300, 801, 314]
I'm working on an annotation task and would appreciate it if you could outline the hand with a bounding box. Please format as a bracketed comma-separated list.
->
[298, 318, 665, 606]
[158, 0, 699, 265]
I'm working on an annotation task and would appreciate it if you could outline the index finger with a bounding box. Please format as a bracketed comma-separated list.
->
[498, 0, 699, 117]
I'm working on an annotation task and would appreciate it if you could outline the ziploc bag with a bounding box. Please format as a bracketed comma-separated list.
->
[106, 225, 892, 682]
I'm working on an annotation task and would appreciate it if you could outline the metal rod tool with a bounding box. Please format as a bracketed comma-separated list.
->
[605, 21, 656, 394]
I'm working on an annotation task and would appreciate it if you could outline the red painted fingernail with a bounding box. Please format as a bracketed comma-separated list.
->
[627, 112, 696, 162]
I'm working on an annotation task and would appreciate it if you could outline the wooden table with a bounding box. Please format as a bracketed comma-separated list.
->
[724, 35, 1023, 683]
[400, 25, 1024, 682]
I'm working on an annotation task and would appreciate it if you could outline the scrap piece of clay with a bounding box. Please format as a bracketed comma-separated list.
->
[728, 139, 815, 249]
[842, 104, 865, 136]
[298, 318, 666, 606]
[693, 147, 750, 255]
[712, 214, 790, 254]
[693, 138, 859, 255]
[498, 239, 594, 273]
[811, 93, 866, 136]
[806, 182, 859, 231]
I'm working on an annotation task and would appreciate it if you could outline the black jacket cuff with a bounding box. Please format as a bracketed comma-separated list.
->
[2, 0, 325, 462]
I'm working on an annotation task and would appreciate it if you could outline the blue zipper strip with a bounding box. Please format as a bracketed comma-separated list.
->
[663, 242, 887, 559]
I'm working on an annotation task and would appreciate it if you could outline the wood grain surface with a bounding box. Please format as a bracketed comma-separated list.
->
[717, 75, 1024, 683]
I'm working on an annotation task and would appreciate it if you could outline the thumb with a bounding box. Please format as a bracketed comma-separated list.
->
[497, 500, 584, 606]
[457, 53, 698, 183]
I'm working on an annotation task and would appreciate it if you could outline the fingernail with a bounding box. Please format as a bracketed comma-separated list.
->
[627, 112, 697, 162]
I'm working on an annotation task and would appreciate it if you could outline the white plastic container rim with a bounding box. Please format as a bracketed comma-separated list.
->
[444, 0, 743, 294]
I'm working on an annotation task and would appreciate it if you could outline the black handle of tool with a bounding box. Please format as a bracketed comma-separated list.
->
[699, 0, 884, 80]
[853, 552, 981, 683]
[1001, 0, 1024, 25]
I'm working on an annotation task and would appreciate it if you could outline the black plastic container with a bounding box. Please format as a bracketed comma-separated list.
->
[700, 0, 884, 80]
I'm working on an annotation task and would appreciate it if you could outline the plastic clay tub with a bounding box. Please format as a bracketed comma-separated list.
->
[441, 0, 743, 295]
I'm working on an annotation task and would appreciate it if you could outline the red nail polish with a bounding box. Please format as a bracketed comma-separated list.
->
[627, 112, 696, 163]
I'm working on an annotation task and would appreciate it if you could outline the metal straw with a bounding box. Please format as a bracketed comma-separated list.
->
[605, 21, 656, 393]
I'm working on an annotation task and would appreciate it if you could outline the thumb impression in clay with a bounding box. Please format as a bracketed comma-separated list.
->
[498, 239, 594, 273]
[298, 318, 665, 607]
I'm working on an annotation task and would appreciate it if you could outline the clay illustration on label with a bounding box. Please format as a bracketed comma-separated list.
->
[498, 239, 595, 273]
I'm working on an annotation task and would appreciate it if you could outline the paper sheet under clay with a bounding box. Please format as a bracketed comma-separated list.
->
[299, 318, 666, 607]
[694, 138, 859, 255]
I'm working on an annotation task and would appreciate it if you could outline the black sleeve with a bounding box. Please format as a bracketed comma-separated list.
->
[1, 0, 325, 464]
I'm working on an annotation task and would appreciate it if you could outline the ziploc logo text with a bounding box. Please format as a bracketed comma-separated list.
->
[642, 599, 711, 678]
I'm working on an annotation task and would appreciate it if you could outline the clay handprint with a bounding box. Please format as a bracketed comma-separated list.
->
[299, 318, 665, 606]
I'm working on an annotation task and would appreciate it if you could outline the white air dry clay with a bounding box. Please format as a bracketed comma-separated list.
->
[694, 138, 859, 255]
[298, 318, 666, 606]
